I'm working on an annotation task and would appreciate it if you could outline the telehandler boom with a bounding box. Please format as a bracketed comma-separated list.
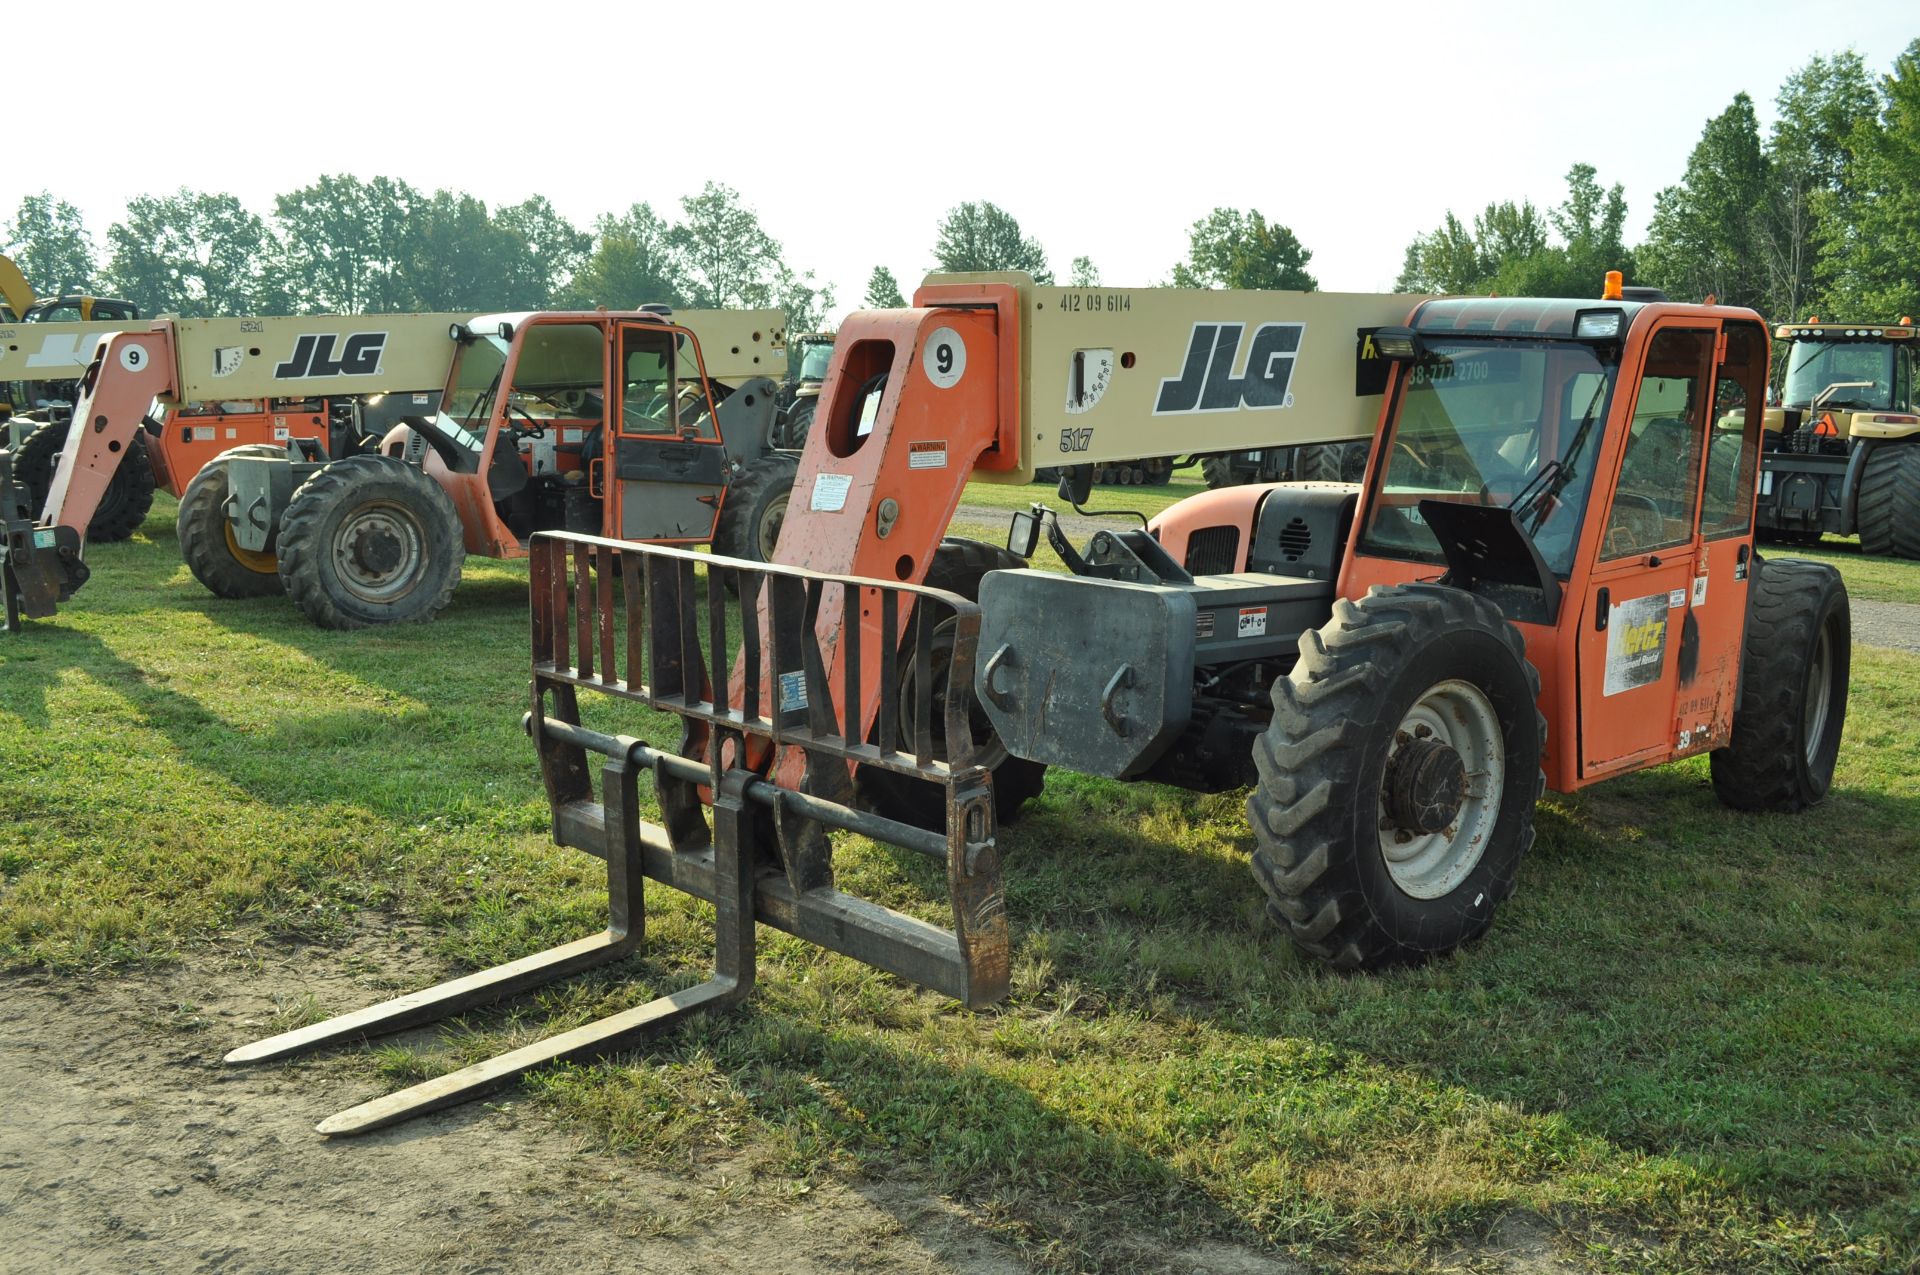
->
[230, 272, 1850, 1136]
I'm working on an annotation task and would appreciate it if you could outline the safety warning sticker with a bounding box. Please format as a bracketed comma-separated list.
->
[810, 472, 853, 512]
[1237, 605, 1268, 638]
[1605, 591, 1669, 695]
[908, 441, 947, 469]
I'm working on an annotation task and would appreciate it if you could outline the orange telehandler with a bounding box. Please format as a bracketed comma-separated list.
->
[224, 271, 1848, 1136]
[2, 306, 794, 631]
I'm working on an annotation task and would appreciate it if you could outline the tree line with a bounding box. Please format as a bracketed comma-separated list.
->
[7, 43, 1914, 330]
[1399, 43, 1920, 321]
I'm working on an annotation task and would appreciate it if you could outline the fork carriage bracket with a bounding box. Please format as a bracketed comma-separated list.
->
[534, 711, 1003, 1005]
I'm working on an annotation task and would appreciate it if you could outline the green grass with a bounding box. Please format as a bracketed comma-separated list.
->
[1778, 537, 1920, 606]
[3, 497, 1917, 1273]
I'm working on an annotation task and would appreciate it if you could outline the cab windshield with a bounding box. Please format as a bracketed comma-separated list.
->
[1779, 340, 1897, 411]
[797, 341, 834, 381]
[1359, 339, 1618, 578]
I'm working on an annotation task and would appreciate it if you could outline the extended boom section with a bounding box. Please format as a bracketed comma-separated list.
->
[228, 531, 1007, 1134]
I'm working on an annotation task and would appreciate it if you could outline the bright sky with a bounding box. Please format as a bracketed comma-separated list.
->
[14, 1, 1913, 322]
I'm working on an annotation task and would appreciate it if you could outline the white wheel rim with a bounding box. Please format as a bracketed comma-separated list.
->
[1803, 623, 1833, 766]
[333, 500, 427, 603]
[1377, 678, 1505, 900]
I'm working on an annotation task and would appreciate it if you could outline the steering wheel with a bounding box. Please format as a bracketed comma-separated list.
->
[505, 403, 546, 440]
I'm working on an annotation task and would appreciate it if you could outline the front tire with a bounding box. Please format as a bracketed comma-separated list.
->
[1249, 585, 1546, 970]
[856, 538, 1047, 829]
[774, 398, 817, 450]
[1710, 558, 1849, 812]
[178, 445, 289, 598]
[1298, 440, 1371, 484]
[277, 456, 465, 630]
[1855, 444, 1920, 559]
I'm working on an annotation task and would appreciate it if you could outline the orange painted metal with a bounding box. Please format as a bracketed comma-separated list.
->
[45, 329, 177, 536]
[148, 402, 330, 497]
[1339, 302, 1767, 793]
[733, 286, 1019, 778]
[1147, 483, 1270, 572]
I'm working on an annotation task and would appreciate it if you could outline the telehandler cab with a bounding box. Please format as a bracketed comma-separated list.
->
[1, 306, 795, 631]
[229, 271, 1850, 1137]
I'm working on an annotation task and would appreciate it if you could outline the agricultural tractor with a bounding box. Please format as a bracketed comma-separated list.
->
[772, 330, 835, 447]
[0, 307, 794, 631]
[226, 271, 1850, 1137]
[1753, 318, 1920, 557]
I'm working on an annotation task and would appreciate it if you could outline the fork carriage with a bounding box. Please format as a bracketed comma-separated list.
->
[227, 531, 1010, 1135]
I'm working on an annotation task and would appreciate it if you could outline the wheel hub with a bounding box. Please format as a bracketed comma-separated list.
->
[350, 524, 405, 575]
[1381, 736, 1467, 834]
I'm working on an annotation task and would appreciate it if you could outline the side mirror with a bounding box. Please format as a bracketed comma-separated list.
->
[1007, 508, 1041, 558]
[1056, 464, 1093, 506]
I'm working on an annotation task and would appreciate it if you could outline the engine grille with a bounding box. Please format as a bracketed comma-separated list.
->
[1184, 525, 1240, 575]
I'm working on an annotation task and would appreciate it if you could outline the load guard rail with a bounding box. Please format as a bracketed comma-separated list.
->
[225, 531, 1009, 1135]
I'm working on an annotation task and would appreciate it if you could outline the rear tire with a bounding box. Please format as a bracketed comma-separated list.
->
[277, 456, 464, 630]
[713, 453, 798, 565]
[856, 537, 1047, 829]
[1855, 444, 1920, 559]
[1249, 585, 1545, 970]
[1201, 454, 1240, 489]
[1710, 558, 1849, 812]
[1298, 440, 1371, 483]
[12, 419, 156, 542]
[178, 445, 288, 599]
[774, 398, 817, 450]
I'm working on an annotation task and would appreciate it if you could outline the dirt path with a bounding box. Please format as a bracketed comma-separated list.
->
[1853, 598, 1920, 653]
[0, 946, 1027, 1275]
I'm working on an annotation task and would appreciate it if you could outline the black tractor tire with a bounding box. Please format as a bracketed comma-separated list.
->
[855, 537, 1048, 829]
[1710, 558, 1849, 812]
[1298, 440, 1371, 484]
[713, 453, 799, 565]
[12, 418, 157, 542]
[774, 398, 817, 450]
[276, 455, 465, 630]
[1249, 585, 1546, 970]
[177, 445, 290, 599]
[1854, 443, 1920, 559]
[1201, 454, 1241, 489]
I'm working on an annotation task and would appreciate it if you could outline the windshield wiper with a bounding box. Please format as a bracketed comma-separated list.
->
[464, 367, 505, 431]
[1509, 376, 1608, 534]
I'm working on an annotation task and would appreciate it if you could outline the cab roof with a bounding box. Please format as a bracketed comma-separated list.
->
[1409, 296, 1759, 339]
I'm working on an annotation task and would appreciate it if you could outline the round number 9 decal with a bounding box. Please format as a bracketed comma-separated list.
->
[923, 327, 966, 389]
[119, 344, 146, 372]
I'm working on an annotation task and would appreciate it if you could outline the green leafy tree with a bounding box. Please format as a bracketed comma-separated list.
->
[1819, 41, 1920, 320]
[777, 268, 835, 338]
[272, 174, 422, 313]
[496, 195, 591, 307]
[863, 265, 905, 308]
[1068, 255, 1100, 287]
[1171, 208, 1315, 291]
[566, 202, 686, 309]
[1639, 94, 1773, 307]
[931, 201, 1053, 283]
[2, 192, 97, 297]
[1397, 168, 1630, 299]
[1769, 51, 1876, 320]
[672, 182, 785, 309]
[399, 191, 530, 311]
[102, 189, 278, 316]
[1549, 164, 1633, 292]
[1396, 211, 1486, 293]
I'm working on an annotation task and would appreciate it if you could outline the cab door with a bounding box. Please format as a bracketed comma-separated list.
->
[1671, 318, 1767, 756]
[1575, 323, 1717, 779]
[609, 323, 729, 542]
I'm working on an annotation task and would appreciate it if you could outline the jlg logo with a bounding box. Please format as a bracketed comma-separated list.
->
[1059, 427, 1094, 453]
[273, 332, 387, 379]
[1153, 322, 1302, 415]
